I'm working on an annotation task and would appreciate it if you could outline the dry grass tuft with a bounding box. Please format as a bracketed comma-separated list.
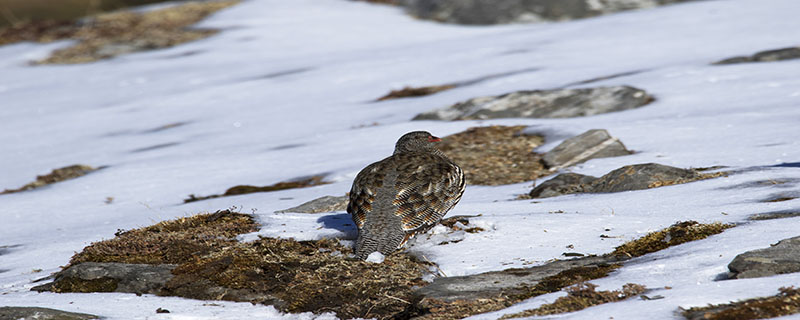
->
[185, 175, 329, 203]
[613, 221, 734, 258]
[501, 283, 646, 318]
[376, 84, 457, 101]
[682, 287, 800, 320]
[438, 125, 546, 185]
[0, 0, 238, 64]
[70, 209, 257, 265]
[1, 164, 97, 194]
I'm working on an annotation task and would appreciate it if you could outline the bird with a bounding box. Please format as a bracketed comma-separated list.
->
[347, 131, 466, 260]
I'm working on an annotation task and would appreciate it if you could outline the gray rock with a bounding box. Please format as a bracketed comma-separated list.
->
[728, 236, 800, 279]
[589, 163, 701, 193]
[529, 173, 597, 198]
[402, 0, 698, 25]
[274, 195, 348, 213]
[714, 47, 800, 65]
[413, 86, 652, 121]
[415, 254, 621, 302]
[748, 209, 800, 221]
[0, 307, 99, 320]
[33, 262, 176, 295]
[542, 129, 632, 169]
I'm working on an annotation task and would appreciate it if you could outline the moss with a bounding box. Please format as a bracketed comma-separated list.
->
[376, 84, 457, 101]
[682, 287, 800, 320]
[646, 171, 726, 189]
[69, 209, 258, 265]
[184, 175, 329, 203]
[51, 277, 118, 293]
[0, 1, 239, 64]
[438, 126, 546, 185]
[612, 221, 734, 258]
[164, 237, 431, 319]
[515, 264, 622, 301]
[1, 164, 97, 194]
[501, 283, 646, 318]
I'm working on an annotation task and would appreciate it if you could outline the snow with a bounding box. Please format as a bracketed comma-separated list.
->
[1, 0, 800, 318]
[365, 252, 386, 264]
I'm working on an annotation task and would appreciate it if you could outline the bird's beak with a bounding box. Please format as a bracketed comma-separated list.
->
[429, 136, 441, 142]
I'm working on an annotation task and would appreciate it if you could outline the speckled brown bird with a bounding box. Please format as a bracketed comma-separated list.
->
[347, 131, 466, 260]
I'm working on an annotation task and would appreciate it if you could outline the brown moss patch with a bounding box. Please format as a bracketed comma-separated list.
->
[0, 0, 239, 64]
[501, 283, 646, 318]
[69, 209, 258, 265]
[612, 221, 734, 258]
[682, 287, 800, 320]
[164, 237, 431, 319]
[185, 175, 329, 203]
[376, 84, 457, 101]
[438, 125, 546, 185]
[50, 277, 120, 293]
[1, 164, 98, 194]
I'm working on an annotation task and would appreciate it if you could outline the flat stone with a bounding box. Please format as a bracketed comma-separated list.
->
[274, 195, 348, 213]
[714, 47, 800, 65]
[589, 163, 701, 193]
[728, 236, 800, 279]
[33, 262, 176, 295]
[0, 307, 99, 320]
[413, 86, 652, 121]
[542, 129, 632, 169]
[529, 173, 598, 198]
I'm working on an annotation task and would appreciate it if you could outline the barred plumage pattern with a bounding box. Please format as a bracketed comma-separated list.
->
[348, 131, 465, 260]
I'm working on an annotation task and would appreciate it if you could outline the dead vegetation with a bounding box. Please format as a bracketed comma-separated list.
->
[0, 0, 239, 64]
[376, 84, 456, 101]
[682, 287, 800, 320]
[184, 175, 329, 203]
[613, 221, 734, 258]
[1, 164, 98, 194]
[439, 125, 546, 185]
[501, 283, 646, 318]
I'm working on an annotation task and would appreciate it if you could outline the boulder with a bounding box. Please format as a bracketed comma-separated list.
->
[714, 47, 800, 65]
[529, 173, 597, 198]
[542, 129, 632, 169]
[0, 307, 98, 320]
[728, 236, 800, 279]
[413, 86, 652, 121]
[274, 195, 348, 213]
[33, 262, 176, 294]
[402, 0, 698, 25]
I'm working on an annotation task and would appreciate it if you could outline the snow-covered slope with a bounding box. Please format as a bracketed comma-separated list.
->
[1, 0, 799, 318]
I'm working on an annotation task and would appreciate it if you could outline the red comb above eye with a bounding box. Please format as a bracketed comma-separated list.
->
[429, 136, 441, 142]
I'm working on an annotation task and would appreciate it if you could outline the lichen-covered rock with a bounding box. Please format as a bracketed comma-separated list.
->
[0, 307, 99, 320]
[728, 236, 800, 279]
[542, 129, 632, 169]
[413, 86, 652, 121]
[529, 173, 597, 198]
[714, 47, 800, 65]
[274, 195, 348, 213]
[33, 262, 176, 294]
[402, 0, 698, 25]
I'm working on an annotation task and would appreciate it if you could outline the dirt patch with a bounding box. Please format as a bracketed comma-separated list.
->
[376, 84, 456, 101]
[1, 164, 98, 194]
[612, 221, 734, 258]
[682, 287, 800, 320]
[501, 283, 646, 318]
[185, 175, 329, 203]
[70, 209, 257, 265]
[0, 0, 239, 64]
[439, 125, 546, 185]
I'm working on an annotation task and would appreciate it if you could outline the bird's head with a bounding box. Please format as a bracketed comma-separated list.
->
[394, 131, 441, 154]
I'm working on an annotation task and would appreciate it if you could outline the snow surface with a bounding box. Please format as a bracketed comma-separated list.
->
[1, 0, 800, 319]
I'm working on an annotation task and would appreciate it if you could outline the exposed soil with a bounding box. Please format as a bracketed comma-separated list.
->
[184, 175, 328, 203]
[612, 221, 734, 258]
[501, 283, 646, 318]
[1, 164, 98, 194]
[682, 287, 800, 320]
[376, 84, 456, 101]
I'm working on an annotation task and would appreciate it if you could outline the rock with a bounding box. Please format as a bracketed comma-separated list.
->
[530, 163, 721, 198]
[728, 236, 800, 279]
[412, 86, 652, 121]
[0, 307, 99, 320]
[542, 129, 632, 169]
[714, 47, 800, 65]
[402, 0, 698, 25]
[274, 195, 348, 213]
[529, 173, 597, 198]
[33, 262, 176, 294]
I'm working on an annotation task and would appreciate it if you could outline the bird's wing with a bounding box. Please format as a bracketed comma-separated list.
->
[392, 153, 466, 232]
[347, 160, 386, 230]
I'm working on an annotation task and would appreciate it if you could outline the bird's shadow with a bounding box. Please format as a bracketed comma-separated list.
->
[317, 213, 358, 239]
